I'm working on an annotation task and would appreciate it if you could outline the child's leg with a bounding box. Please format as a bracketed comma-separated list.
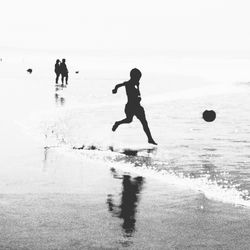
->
[112, 116, 133, 131]
[136, 106, 157, 145]
[112, 104, 134, 131]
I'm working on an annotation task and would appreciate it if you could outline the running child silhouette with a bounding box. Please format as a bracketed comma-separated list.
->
[112, 68, 157, 145]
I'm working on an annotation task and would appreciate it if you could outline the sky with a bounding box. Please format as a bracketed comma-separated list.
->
[1, 0, 250, 51]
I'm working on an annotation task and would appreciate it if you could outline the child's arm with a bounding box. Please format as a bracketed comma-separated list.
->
[112, 82, 126, 94]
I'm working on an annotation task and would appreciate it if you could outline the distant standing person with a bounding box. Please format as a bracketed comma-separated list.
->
[60, 59, 69, 85]
[54, 59, 61, 84]
[112, 68, 157, 145]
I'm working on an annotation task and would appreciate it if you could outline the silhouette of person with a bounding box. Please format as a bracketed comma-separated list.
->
[54, 59, 61, 84]
[112, 68, 157, 145]
[107, 171, 144, 237]
[60, 59, 68, 85]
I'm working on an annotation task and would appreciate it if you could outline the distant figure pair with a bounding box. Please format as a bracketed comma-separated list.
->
[112, 68, 157, 145]
[55, 59, 69, 85]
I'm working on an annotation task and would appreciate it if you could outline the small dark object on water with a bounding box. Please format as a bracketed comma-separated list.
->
[88, 145, 97, 150]
[73, 145, 98, 150]
[27, 68, 32, 74]
[75, 71, 79, 74]
[123, 149, 138, 156]
[73, 145, 85, 150]
[203, 110, 216, 122]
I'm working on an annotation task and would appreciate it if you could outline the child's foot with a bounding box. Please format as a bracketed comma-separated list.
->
[112, 122, 118, 131]
[148, 139, 157, 145]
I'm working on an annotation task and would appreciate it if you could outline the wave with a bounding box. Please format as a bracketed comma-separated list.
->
[46, 142, 250, 208]
[110, 161, 250, 208]
[18, 113, 250, 208]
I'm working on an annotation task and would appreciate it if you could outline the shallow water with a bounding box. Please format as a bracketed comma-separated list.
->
[13, 53, 250, 207]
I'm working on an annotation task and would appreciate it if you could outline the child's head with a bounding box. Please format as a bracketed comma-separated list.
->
[130, 68, 142, 81]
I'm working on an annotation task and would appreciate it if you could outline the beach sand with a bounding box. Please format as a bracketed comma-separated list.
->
[1, 120, 250, 249]
[1, 52, 250, 249]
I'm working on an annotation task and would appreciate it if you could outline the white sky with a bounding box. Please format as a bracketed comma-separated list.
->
[1, 0, 250, 51]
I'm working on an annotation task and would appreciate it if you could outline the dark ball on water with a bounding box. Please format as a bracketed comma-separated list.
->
[203, 110, 216, 122]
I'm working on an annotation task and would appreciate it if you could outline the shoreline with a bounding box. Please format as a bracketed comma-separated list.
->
[1, 123, 250, 249]
[1, 58, 250, 248]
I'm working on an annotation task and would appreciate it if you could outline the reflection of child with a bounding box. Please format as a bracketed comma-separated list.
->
[107, 168, 144, 236]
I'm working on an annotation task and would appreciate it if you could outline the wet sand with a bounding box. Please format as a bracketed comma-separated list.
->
[1, 121, 250, 249]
